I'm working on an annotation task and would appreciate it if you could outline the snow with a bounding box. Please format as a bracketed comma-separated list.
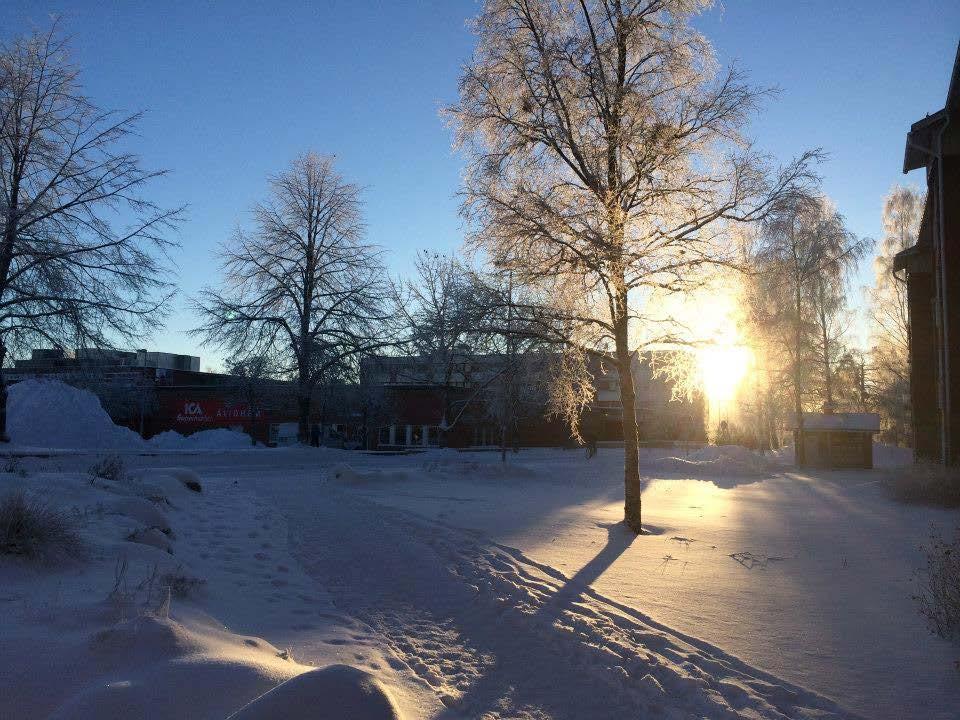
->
[227, 665, 401, 720]
[0, 389, 955, 720]
[8, 378, 144, 449]
[652, 444, 776, 478]
[7, 379, 254, 451]
[149, 428, 255, 450]
[768, 441, 914, 469]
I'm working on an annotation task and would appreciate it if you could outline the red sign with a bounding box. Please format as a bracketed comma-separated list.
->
[162, 398, 266, 427]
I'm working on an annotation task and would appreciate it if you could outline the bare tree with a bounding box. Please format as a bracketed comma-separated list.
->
[470, 267, 555, 461]
[0, 24, 179, 441]
[448, 0, 815, 532]
[751, 191, 868, 463]
[868, 185, 924, 444]
[225, 353, 287, 446]
[391, 250, 483, 440]
[192, 153, 391, 442]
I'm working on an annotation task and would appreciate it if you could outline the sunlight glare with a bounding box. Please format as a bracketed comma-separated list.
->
[697, 345, 752, 412]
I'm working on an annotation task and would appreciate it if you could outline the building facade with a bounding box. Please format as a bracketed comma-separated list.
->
[894, 42, 960, 465]
[360, 351, 705, 450]
[7, 348, 298, 444]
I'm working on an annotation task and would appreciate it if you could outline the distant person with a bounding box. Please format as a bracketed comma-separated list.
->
[585, 433, 597, 459]
[310, 423, 321, 447]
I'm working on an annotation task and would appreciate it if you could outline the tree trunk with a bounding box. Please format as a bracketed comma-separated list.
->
[614, 313, 642, 533]
[817, 290, 833, 408]
[0, 342, 8, 443]
[297, 386, 311, 444]
[500, 421, 507, 463]
[794, 283, 805, 466]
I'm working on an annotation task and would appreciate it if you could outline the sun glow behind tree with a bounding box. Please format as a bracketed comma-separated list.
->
[697, 344, 753, 416]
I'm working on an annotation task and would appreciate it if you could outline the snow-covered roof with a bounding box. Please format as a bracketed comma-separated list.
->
[789, 412, 880, 432]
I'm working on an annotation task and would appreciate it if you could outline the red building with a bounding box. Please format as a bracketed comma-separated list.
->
[7, 348, 298, 445]
[360, 351, 704, 450]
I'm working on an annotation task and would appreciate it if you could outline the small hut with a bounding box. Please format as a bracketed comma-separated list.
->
[791, 412, 881, 469]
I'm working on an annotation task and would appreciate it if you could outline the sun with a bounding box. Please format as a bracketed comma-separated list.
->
[697, 345, 752, 411]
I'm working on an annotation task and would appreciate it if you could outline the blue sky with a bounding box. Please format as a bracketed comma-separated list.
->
[1, 1, 958, 368]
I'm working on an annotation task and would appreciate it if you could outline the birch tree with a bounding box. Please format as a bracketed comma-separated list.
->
[0, 24, 179, 441]
[448, 0, 815, 532]
[752, 191, 867, 463]
[868, 185, 924, 444]
[192, 153, 391, 442]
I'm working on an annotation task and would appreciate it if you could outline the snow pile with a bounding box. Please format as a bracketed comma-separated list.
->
[652, 444, 774, 477]
[149, 428, 253, 450]
[768, 443, 795, 466]
[8, 379, 144, 450]
[328, 464, 409, 484]
[7, 379, 254, 451]
[768, 442, 913, 468]
[874, 442, 913, 468]
[44, 615, 308, 720]
[0, 465, 323, 719]
[422, 457, 538, 479]
[228, 664, 400, 720]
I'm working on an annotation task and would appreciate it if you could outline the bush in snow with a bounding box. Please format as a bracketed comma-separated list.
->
[89, 454, 128, 484]
[889, 463, 960, 508]
[2, 457, 27, 477]
[0, 491, 81, 561]
[162, 566, 206, 599]
[914, 525, 960, 652]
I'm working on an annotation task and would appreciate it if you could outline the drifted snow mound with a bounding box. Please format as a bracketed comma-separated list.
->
[149, 428, 254, 450]
[46, 616, 306, 720]
[769, 442, 913, 468]
[8, 378, 254, 451]
[227, 665, 401, 720]
[873, 442, 913, 468]
[329, 464, 365, 483]
[328, 464, 409, 484]
[422, 458, 538, 479]
[653, 444, 774, 477]
[8, 379, 144, 449]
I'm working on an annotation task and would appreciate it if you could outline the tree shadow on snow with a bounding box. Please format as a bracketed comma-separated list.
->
[436, 522, 641, 719]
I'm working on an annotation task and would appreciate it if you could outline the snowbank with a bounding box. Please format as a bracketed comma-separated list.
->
[7, 379, 254, 451]
[874, 442, 913, 468]
[45, 615, 307, 720]
[8, 379, 143, 450]
[422, 457, 538, 479]
[328, 464, 410, 484]
[228, 665, 401, 720]
[148, 428, 254, 450]
[652, 444, 774, 478]
[769, 442, 913, 469]
[0, 465, 318, 719]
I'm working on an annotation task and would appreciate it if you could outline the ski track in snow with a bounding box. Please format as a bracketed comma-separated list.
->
[249, 474, 861, 720]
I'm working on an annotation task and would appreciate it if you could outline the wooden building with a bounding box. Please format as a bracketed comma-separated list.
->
[791, 413, 880, 469]
[894, 42, 960, 465]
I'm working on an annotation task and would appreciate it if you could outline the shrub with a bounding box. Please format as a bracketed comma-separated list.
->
[915, 526, 960, 647]
[888, 463, 960, 508]
[161, 566, 206, 599]
[3, 457, 27, 477]
[89, 454, 128, 484]
[0, 491, 82, 560]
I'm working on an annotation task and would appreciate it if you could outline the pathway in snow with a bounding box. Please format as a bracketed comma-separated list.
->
[251, 472, 860, 720]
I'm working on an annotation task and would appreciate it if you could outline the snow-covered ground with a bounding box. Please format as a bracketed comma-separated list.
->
[3, 444, 956, 718]
[1, 382, 957, 719]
